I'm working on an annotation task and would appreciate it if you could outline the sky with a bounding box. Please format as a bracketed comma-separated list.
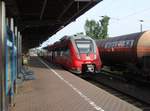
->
[41, 0, 150, 47]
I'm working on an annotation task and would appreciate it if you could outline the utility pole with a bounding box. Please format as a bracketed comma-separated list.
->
[139, 20, 144, 32]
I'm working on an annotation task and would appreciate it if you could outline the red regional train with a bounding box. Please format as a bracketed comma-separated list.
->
[96, 31, 150, 81]
[41, 34, 102, 74]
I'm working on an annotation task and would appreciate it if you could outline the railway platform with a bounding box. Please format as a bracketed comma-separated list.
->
[11, 57, 142, 111]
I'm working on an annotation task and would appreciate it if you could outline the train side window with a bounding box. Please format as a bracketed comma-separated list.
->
[57, 49, 60, 56]
[65, 48, 70, 57]
[48, 52, 49, 56]
[58, 47, 62, 56]
[49, 51, 52, 56]
[61, 47, 65, 56]
[62, 45, 69, 57]
[46, 51, 48, 56]
[60, 51, 63, 56]
[55, 51, 57, 56]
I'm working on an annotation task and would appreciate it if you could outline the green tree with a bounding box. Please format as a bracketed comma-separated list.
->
[99, 16, 110, 39]
[84, 16, 110, 39]
[84, 20, 101, 39]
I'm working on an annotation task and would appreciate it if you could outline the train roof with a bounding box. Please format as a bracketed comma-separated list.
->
[60, 34, 93, 41]
[109, 32, 143, 40]
[96, 31, 148, 44]
[72, 34, 93, 40]
[43, 34, 94, 50]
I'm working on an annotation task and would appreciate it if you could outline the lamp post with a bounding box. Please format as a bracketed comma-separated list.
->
[139, 20, 144, 32]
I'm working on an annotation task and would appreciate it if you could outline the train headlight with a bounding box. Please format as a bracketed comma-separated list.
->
[87, 64, 95, 72]
[94, 54, 97, 60]
[76, 53, 80, 59]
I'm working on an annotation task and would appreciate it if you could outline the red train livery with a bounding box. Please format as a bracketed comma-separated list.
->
[41, 34, 102, 74]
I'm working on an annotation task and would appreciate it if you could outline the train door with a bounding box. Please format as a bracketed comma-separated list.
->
[64, 46, 71, 67]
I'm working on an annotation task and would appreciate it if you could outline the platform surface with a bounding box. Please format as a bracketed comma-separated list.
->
[13, 57, 142, 111]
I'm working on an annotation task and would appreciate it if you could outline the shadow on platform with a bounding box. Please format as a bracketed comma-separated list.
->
[29, 57, 48, 68]
[29, 56, 65, 71]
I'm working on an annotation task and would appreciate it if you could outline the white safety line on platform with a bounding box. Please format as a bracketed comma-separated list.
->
[38, 57, 104, 111]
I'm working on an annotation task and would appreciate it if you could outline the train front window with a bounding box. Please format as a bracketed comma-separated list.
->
[75, 40, 94, 54]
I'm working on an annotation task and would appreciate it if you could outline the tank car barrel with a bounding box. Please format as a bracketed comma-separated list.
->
[96, 31, 150, 82]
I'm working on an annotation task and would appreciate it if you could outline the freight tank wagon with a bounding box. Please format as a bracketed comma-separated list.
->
[96, 31, 150, 81]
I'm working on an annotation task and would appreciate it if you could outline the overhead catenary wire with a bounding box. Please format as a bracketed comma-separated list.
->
[119, 7, 150, 20]
[100, 7, 150, 25]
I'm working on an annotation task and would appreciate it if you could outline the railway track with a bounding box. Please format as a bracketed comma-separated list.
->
[82, 71, 150, 111]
